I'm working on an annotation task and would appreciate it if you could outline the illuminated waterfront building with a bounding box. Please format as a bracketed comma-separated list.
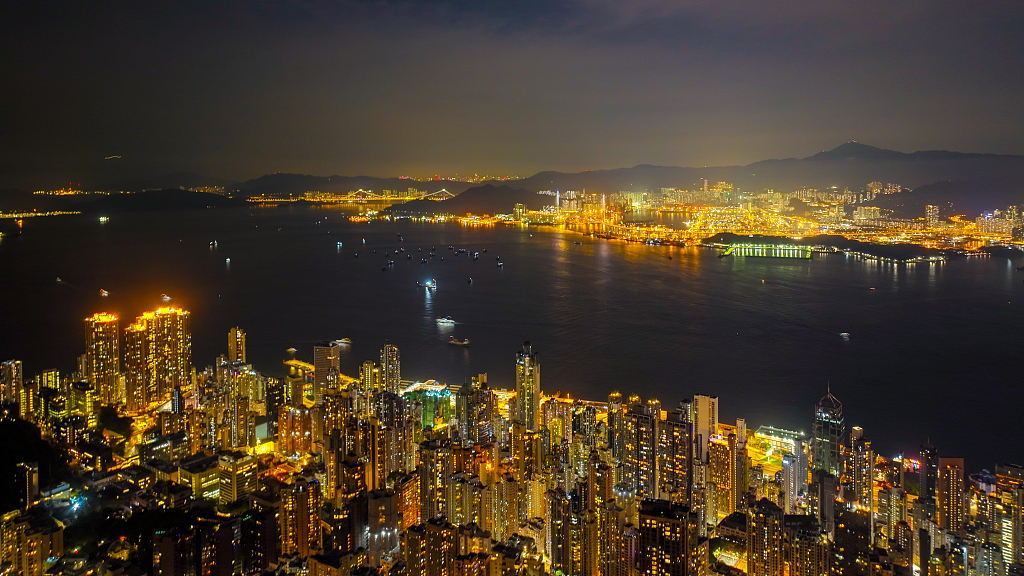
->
[228, 326, 246, 363]
[380, 340, 400, 393]
[84, 313, 120, 404]
[811, 391, 844, 477]
[124, 308, 192, 411]
[314, 341, 341, 404]
[515, 341, 541, 431]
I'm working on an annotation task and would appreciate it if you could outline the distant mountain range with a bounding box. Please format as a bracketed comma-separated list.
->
[234, 174, 478, 197]
[513, 142, 1024, 195]
[3, 143, 1022, 216]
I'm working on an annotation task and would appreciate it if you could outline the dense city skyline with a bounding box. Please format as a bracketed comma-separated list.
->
[3, 1, 1023, 574]
[0, 303, 1014, 576]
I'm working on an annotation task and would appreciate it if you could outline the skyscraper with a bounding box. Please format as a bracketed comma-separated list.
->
[636, 499, 706, 576]
[380, 340, 400, 393]
[84, 313, 120, 404]
[812, 391, 844, 476]
[515, 341, 540, 431]
[747, 498, 784, 576]
[850, 428, 873, 511]
[623, 396, 659, 498]
[937, 457, 965, 531]
[228, 326, 246, 363]
[313, 341, 340, 404]
[124, 308, 191, 411]
[280, 474, 324, 557]
[691, 394, 719, 464]
[926, 205, 940, 229]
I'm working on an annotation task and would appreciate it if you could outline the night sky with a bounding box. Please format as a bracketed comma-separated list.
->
[4, 0, 1023, 187]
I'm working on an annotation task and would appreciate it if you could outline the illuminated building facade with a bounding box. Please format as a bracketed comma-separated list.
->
[84, 313, 120, 404]
[748, 498, 784, 576]
[937, 457, 965, 531]
[515, 341, 540, 431]
[281, 474, 324, 557]
[812, 391, 844, 476]
[314, 341, 341, 404]
[218, 450, 257, 504]
[228, 326, 246, 363]
[380, 340, 400, 393]
[124, 308, 191, 411]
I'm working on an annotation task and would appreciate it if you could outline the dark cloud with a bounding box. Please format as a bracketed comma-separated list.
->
[2, 0, 1022, 188]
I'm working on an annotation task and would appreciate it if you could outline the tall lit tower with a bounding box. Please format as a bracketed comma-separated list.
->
[313, 341, 340, 404]
[124, 308, 191, 411]
[937, 457, 965, 531]
[228, 327, 246, 363]
[926, 205, 940, 229]
[691, 394, 719, 464]
[812, 390, 845, 476]
[85, 313, 120, 404]
[515, 341, 540, 431]
[380, 340, 400, 393]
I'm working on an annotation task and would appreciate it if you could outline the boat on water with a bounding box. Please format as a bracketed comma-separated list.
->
[1016, 266, 1024, 271]
[839, 332, 850, 340]
[573, 241, 582, 245]
[448, 336, 470, 346]
[334, 338, 352, 345]
[100, 289, 109, 297]
[436, 317, 456, 325]
[161, 294, 171, 302]
[497, 262, 504, 268]
[417, 279, 437, 289]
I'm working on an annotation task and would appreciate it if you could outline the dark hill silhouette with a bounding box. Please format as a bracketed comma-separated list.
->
[234, 173, 481, 198]
[73, 190, 246, 213]
[866, 177, 1024, 218]
[385, 184, 553, 215]
[513, 143, 1024, 194]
